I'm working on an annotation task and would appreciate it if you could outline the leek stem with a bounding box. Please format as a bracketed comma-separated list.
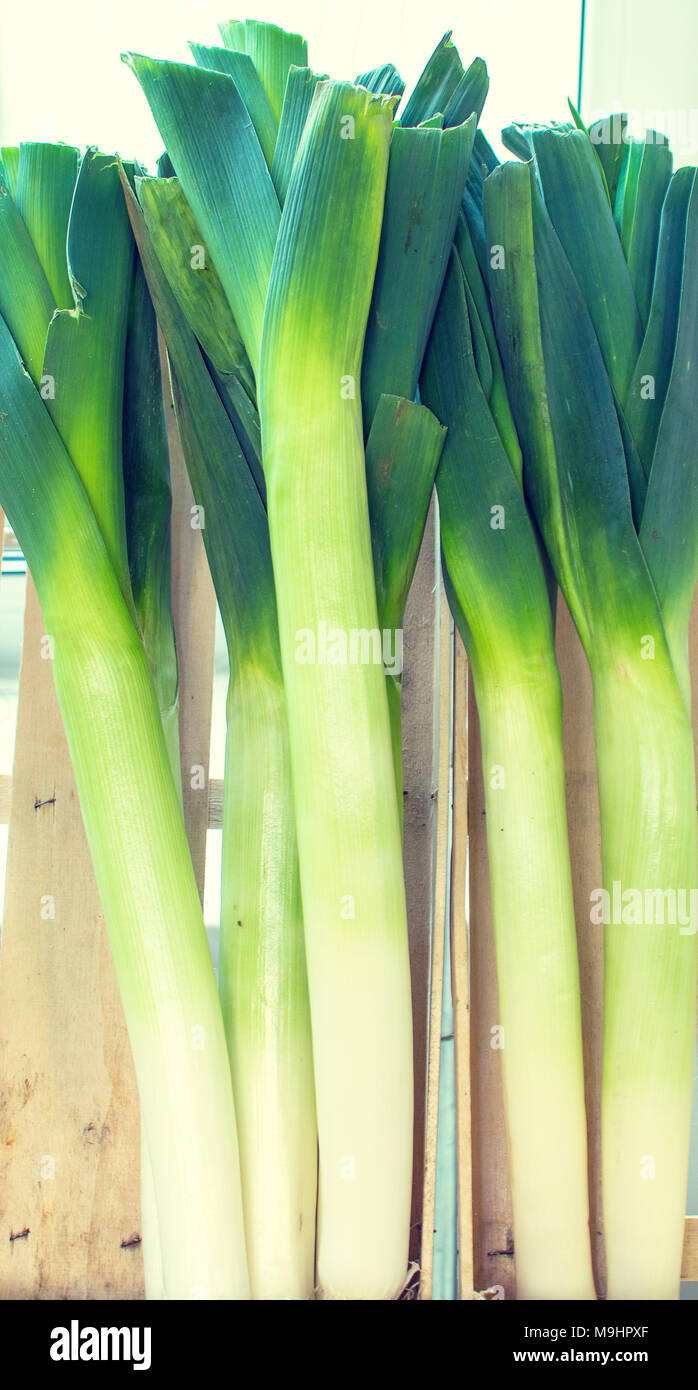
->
[48, 594, 249, 1299]
[475, 662, 596, 1300]
[260, 81, 413, 1299]
[264, 439, 413, 1299]
[219, 668, 317, 1299]
[592, 665, 698, 1299]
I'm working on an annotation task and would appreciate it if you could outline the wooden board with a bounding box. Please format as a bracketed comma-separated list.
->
[0, 773, 223, 832]
[468, 677, 513, 1296]
[682, 1216, 698, 1279]
[418, 573, 453, 1299]
[0, 580, 142, 1299]
[401, 503, 443, 1270]
[451, 634, 473, 1298]
[556, 598, 605, 1295]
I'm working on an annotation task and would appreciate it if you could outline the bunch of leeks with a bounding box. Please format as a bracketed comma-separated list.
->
[4, 16, 696, 1306]
[413, 37, 595, 1301]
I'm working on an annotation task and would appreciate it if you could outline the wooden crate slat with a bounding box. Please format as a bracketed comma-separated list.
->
[0, 581, 142, 1299]
[418, 576, 453, 1299]
[0, 772, 10, 822]
[401, 505, 443, 1271]
[556, 597, 605, 1293]
[681, 1216, 698, 1280]
[0, 772, 225, 831]
[467, 681, 514, 1296]
[451, 634, 473, 1298]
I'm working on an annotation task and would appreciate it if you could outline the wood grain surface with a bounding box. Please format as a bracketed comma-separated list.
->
[418, 571, 452, 1299]
[400, 504, 442, 1273]
[451, 635, 473, 1298]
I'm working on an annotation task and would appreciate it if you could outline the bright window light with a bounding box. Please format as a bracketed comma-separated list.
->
[0, 0, 582, 166]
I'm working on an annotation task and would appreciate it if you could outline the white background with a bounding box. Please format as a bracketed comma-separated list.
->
[0, 0, 583, 164]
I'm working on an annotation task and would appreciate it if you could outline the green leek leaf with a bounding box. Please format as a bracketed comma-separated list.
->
[220, 18, 308, 124]
[189, 42, 278, 168]
[123, 53, 280, 377]
[453, 211, 522, 481]
[365, 393, 445, 807]
[366, 393, 445, 637]
[122, 256, 178, 775]
[42, 149, 135, 594]
[355, 62, 405, 99]
[531, 127, 643, 400]
[0, 146, 19, 199]
[624, 137, 673, 325]
[217, 18, 247, 52]
[442, 56, 489, 127]
[0, 179, 55, 385]
[361, 114, 475, 427]
[136, 174, 254, 391]
[400, 31, 464, 127]
[422, 248, 553, 666]
[501, 122, 536, 160]
[15, 142, 79, 308]
[120, 164, 276, 669]
[625, 166, 694, 476]
[271, 65, 326, 206]
[588, 112, 628, 204]
[639, 169, 698, 665]
[484, 161, 664, 654]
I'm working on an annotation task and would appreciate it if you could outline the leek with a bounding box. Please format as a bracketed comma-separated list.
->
[485, 132, 698, 1299]
[421, 220, 595, 1300]
[259, 79, 412, 1300]
[218, 17, 308, 123]
[120, 162, 317, 1301]
[123, 28, 322, 1294]
[0, 148, 248, 1299]
[389, 30, 593, 1299]
[359, 43, 477, 810]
